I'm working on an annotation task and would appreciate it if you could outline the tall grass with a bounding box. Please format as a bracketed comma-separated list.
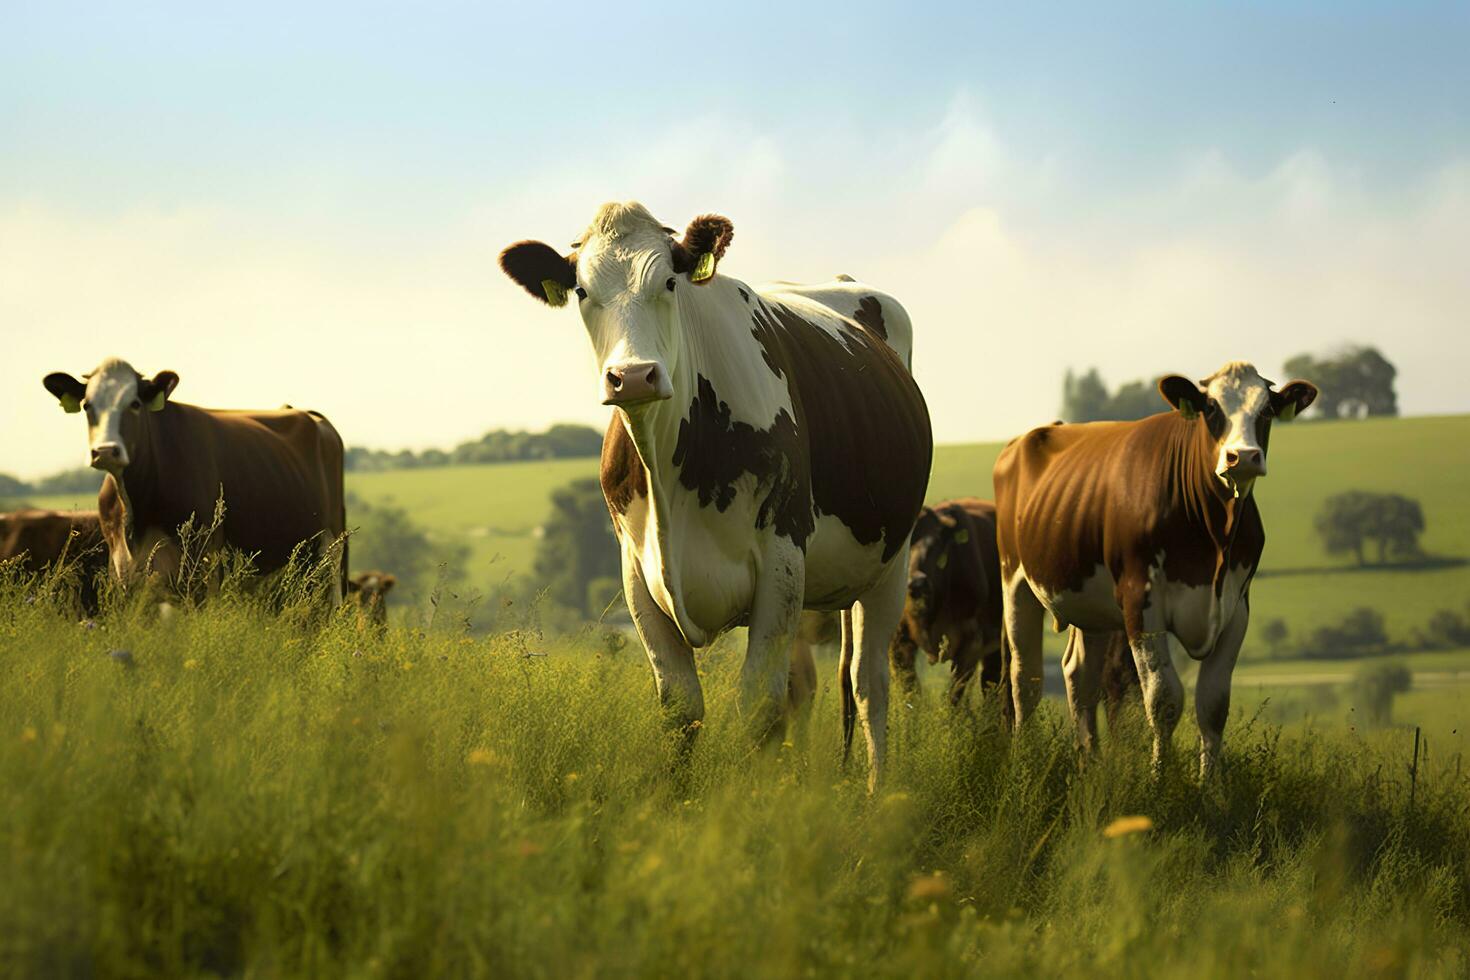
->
[1, 568, 1467, 977]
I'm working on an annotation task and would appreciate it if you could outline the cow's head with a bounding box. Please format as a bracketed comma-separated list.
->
[349, 570, 396, 626]
[904, 506, 974, 660]
[1159, 361, 1317, 498]
[42, 359, 179, 473]
[499, 202, 734, 410]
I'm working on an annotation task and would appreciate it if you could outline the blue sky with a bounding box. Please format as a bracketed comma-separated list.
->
[3, 2, 1468, 476]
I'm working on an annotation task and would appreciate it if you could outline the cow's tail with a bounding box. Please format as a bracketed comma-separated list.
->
[839, 608, 856, 764]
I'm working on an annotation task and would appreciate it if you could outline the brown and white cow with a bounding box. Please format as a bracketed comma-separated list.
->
[0, 508, 109, 611]
[501, 202, 932, 786]
[890, 498, 1004, 708]
[994, 362, 1316, 777]
[42, 360, 348, 600]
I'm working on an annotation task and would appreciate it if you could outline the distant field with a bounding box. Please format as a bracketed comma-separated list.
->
[15, 414, 1470, 658]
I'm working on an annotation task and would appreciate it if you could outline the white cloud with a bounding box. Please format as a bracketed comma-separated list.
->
[2, 98, 1467, 480]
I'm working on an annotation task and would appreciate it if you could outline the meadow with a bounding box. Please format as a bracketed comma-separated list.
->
[25, 414, 1470, 648]
[2, 576, 1468, 978]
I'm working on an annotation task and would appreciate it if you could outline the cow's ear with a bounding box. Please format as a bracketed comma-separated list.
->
[43, 372, 87, 413]
[380, 574, 396, 592]
[347, 577, 363, 594]
[500, 241, 578, 307]
[141, 371, 179, 412]
[1159, 375, 1207, 420]
[1271, 380, 1318, 422]
[672, 214, 733, 284]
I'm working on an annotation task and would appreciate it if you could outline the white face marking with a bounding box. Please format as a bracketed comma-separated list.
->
[574, 203, 680, 403]
[1200, 362, 1273, 493]
[81, 361, 145, 470]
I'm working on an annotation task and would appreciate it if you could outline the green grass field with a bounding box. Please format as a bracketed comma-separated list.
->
[16, 414, 1470, 656]
[2, 580, 1468, 978]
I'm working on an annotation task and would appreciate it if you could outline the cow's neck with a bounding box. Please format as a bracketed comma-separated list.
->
[1178, 416, 1257, 591]
[112, 407, 169, 543]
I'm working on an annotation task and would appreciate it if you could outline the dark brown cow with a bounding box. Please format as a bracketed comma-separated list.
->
[0, 509, 109, 611]
[995, 361, 1316, 777]
[889, 498, 1003, 707]
[348, 570, 396, 629]
[503, 202, 932, 788]
[42, 359, 347, 600]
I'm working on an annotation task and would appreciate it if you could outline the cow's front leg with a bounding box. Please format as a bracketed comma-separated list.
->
[1125, 597, 1183, 776]
[742, 539, 805, 745]
[888, 620, 920, 696]
[851, 544, 909, 791]
[946, 630, 983, 708]
[622, 548, 704, 744]
[1196, 601, 1247, 782]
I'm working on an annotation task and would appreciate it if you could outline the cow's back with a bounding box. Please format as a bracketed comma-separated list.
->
[748, 286, 931, 569]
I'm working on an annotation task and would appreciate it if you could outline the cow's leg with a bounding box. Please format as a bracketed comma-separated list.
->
[622, 550, 704, 742]
[888, 620, 920, 696]
[1062, 628, 1108, 755]
[741, 539, 804, 744]
[1003, 574, 1046, 727]
[785, 637, 817, 743]
[1196, 602, 1248, 782]
[1125, 592, 1183, 776]
[839, 609, 857, 763]
[946, 631, 983, 708]
[850, 545, 908, 791]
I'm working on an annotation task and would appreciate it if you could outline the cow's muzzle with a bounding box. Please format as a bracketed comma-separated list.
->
[602, 361, 671, 406]
[1225, 447, 1265, 480]
[90, 443, 128, 470]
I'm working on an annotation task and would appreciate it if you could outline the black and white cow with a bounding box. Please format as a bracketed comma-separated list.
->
[501, 202, 932, 785]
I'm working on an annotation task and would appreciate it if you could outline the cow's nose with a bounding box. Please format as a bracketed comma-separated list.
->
[90, 444, 127, 469]
[1226, 447, 1265, 476]
[602, 361, 669, 406]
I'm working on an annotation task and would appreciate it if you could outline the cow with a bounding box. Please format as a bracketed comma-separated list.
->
[994, 361, 1316, 778]
[0, 509, 109, 612]
[348, 570, 396, 630]
[500, 202, 932, 787]
[889, 498, 1004, 708]
[41, 359, 348, 602]
[1062, 628, 1141, 732]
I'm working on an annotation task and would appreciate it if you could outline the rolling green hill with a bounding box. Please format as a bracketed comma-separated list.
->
[15, 414, 1470, 657]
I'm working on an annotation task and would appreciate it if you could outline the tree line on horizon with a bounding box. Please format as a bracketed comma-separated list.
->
[1060, 344, 1398, 423]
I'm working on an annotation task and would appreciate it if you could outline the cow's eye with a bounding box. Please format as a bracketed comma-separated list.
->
[665, 277, 676, 292]
[575, 286, 587, 301]
[129, 399, 142, 411]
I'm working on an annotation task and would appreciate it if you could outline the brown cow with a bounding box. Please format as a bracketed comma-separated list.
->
[348, 570, 396, 629]
[0, 509, 109, 612]
[995, 361, 1316, 777]
[42, 359, 348, 601]
[889, 498, 1003, 707]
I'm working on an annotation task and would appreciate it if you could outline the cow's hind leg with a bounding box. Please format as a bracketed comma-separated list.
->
[1125, 592, 1183, 776]
[1196, 602, 1247, 782]
[849, 544, 908, 791]
[1003, 574, 1046, 728]
[947, 632, 983, 708]
[741, 539, 805, 744]
[623, 551, 704, 749]
[1062, 628, 1109, 755]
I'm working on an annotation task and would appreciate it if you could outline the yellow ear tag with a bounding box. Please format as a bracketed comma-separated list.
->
[541, 280, 569, 307]
[954, 529, 970, 545]
[59, 393, 82, 414]
[1179, 402, 1198, 421]
[148, 390, 167, 412]
[692, 252, 716, 283]
[1279, 401, 1297, 422]
[937, 553, 949, 570]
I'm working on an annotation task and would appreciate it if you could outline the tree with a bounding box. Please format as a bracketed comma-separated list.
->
[1061, 368, 1109, 423]
[533, 478, 621, 617]
[1283, 346, 1398, 420]
[0, 473, 31, 498]
[1300, 606, 1389, 659]
[1260, 618, 1291, 658]
[1105, 379, 1164, 421]
[1314, 491, 1424, 566]
[1350, 663, 1412, 726]
[346, 493, 469, 598]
